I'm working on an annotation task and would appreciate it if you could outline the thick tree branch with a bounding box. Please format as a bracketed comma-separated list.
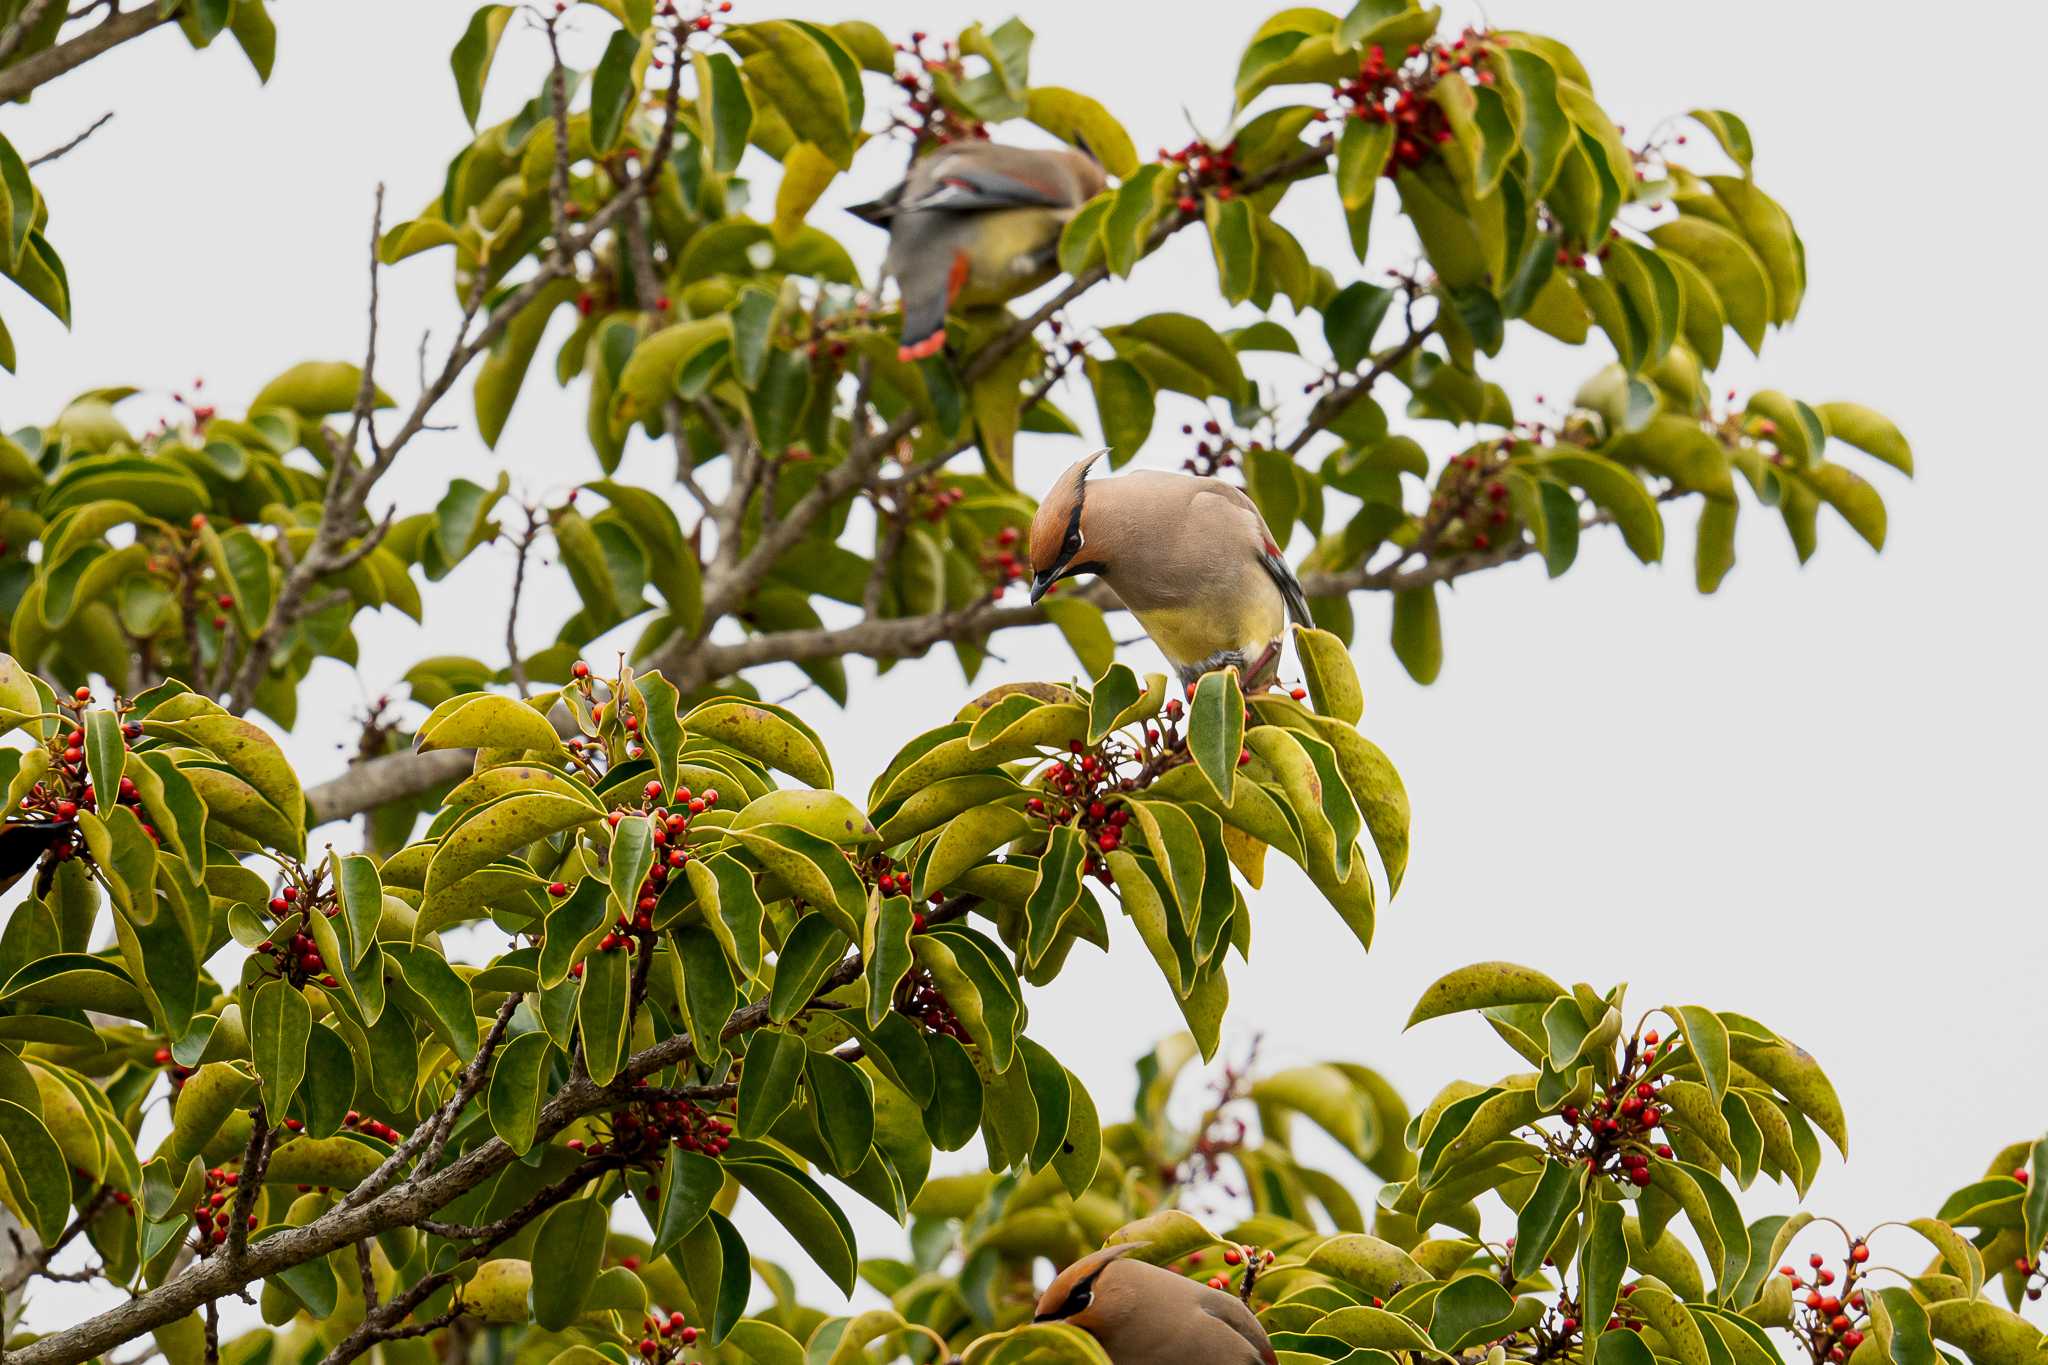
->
[0, 5, 172, 102]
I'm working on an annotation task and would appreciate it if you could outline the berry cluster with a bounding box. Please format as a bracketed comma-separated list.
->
[895, 969, 967, 1041]
[569, 1088, 734, 1164]
[978, 525, 1026, 599]
[1321, 31, 1494, 176]
[638, 1308, 701, 1358]
[1161, 139, 1242, 216]
[887, 30, 990, 150]
[1030, 738, 1145, 883]
[866, 854, 942, 925]
[189, 1164, 249, 1254]
[1551, 1028, 1682, 1190]
[1193, 1243, 1275, 1293]
[341, 1108, 406, 1144]
[1424, 443, 1518, 555]
[1177, 418, 1246, 476]
[1777, 1247, 1870, 1362]
[251, 880, 345, 991]
[12, 691, 157, 860]
[914, 481, 966, 525]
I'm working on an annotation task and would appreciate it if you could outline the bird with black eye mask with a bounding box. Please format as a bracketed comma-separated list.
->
[1027, 449, 1312, 694]
[1032, 1243, 1277, 1365]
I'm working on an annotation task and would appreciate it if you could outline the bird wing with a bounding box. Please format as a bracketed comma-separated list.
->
[900, 162, 1075, 213]
[1200, 1291, 1280, 1365]
[1201, 477, 1312, 629]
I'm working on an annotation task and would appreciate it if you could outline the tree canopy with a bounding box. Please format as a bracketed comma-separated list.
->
[0, 6, 2014, 1365]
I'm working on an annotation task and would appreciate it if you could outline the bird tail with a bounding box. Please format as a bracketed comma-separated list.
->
[1259, 546, 1314, 631]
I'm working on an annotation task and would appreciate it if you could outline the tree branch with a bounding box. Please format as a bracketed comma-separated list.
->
[0, 5, 173, 103]
[5, 900, 977, 1365]
[27, 110, 113, 168]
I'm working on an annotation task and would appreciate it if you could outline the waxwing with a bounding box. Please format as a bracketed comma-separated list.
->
[849, 142, 1107, 363]
[1027, 450, 1313, 692]
[1033, 1243, 1278, 1365]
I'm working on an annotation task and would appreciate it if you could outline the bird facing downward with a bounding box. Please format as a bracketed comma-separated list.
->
[1033, 1243, 1278, 1365]
[1026, 449, 1313, 693]
[847, 142, 1107, 363]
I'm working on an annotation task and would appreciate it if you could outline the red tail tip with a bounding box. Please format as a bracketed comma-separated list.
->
[898, 329, 947, 363]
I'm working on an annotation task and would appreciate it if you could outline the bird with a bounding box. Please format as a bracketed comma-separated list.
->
[848, 141, 1108, 363]
[1033, 1242, 1278, 1365]
[1026, 449, 1313, 693]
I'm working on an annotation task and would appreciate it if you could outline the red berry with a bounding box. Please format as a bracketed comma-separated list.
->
[1810, 1254, 1826, 1268]
[1842, 1332, 1864, 1349]
[2015, 1168, 2031, 1186]
[1223, 1247, 1243, 1265]
[549, 881, 569, 896]
[1850, 1243, 1869, 1263]
[681, 1327, 699, 1344]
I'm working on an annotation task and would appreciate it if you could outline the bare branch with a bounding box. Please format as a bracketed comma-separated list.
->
[27, 110, 114, 168]
[504, 506, 543, 698]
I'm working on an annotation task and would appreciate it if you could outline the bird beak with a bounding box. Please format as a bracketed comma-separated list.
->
[1028, 568, 1056, 604]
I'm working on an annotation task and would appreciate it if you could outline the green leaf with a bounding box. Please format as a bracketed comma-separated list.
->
[450, 5, 517, 127]
[805, 1048, 876, 1176]
[1187, 667, 1245, 804]
[1024, 87, 1138, 177]
[862, 895, 915, 1029]
[1871, 1287, 1937, 1365]
[1650, 218, 1772, 354]
[1305, 1234, 1432, 1298]
[486, 1029, 549, 1155]
[1514, 1158, 1580, 1278]
[0, 1099, 70, 1245]
[589, 29, 640, 152]
[1409, 962, 1565, 1027]
[725, 1151, 859, 1293]
[300, 1024, 356, 1138]
[1100, 313, 1246, 400]
[1390, 585, 1442, 684]
[528, 1197, 610, 1330]
[1041, 598, 1115, 682]
[767, 914, 850, 1023]
[1087, 357, 1155, 467]
[576, 943, 630, 1085]
[650, 1145, 724, 1259]
[1324, 282, 1394, 373]
[732, 21, 862, 168]
[739, 1029, 808, 1138]
[1204, 195, 1259, 305]
[332, 853, 383, 969]
[1022, 825, 1089, 967]
[1816, 402, 1912, 476]
[386, 943, 479, 1062]
[684, 698, 832, 787]
[249, 978, 311, 1118]
[695, 50, 752, 173]
[1581, 1196, 1626, 1365]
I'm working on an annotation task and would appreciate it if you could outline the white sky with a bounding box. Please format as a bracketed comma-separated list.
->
[4, 0, 2045, 1343]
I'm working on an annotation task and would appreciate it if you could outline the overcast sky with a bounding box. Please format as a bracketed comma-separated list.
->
[5, 0, 2045, 1341]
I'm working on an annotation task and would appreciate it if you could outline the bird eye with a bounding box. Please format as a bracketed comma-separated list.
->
[1061, 1286, 1092, 1316]
[1062, 531, 1082, 556]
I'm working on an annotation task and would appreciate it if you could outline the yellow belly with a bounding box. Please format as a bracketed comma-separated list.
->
[956, 208, 1065, 306]
[1131, 599, 1284, 671]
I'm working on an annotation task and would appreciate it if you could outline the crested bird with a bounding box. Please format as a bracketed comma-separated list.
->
[848, 142, 1107, 363]
[1033, 1243, 1278, 1365]
[1027, 449, 1313, 693]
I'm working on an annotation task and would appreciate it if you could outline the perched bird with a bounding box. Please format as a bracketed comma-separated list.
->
[1027, 449, 1313, 692]
[1033, 1243, 1277, 1365]
[848, 142, 1107, 363]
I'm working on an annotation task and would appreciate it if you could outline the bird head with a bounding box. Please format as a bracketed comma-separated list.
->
[1027, 448, 1111, 602]
[1033, 1242, 1145, 1327]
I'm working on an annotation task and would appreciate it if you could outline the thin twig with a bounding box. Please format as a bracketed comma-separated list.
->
[27, 111, 114, 167]
[504, 505, 543, 698]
